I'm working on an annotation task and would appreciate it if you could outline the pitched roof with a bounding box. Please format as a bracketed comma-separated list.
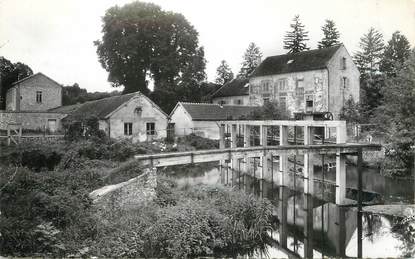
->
[11, 72, 62, 87]
[63, 91, 166, 121]
[48, 103, 83, 114]
[174, 102, 259, 121]
[250, 45, 342, 77]
[211, 78, 249, 98]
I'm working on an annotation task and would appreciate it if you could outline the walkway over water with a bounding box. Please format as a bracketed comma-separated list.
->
[133, 119, 385, 258]
[135, 119, 381, 206]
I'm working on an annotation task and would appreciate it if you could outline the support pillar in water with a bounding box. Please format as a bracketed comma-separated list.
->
[304, 125, 314, 195]
[279, 125, 289, 187]
[279, 186, 288, 248]
[336, 122, 347, 205]
[304, 193, 314, 259]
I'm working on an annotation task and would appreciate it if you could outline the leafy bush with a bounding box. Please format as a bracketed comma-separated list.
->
[176, 134, 219, 150]
[0, 167, 98, 256]
[91, 183, 275, 258]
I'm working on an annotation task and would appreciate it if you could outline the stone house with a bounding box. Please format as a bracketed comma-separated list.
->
[170, 102, 258, 139]
[6, 72, 62, 111]
[64, 91, 168, 142]
[0, 72, 66, 132]
[249, 44, 360, 118]
[211, 78, 250, 105]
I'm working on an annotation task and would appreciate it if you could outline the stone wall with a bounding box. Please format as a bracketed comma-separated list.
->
[6, 73, 62, 111]
[90, 168, 157, 215]
[249, 69, 329, 116]
[0, 111, 66, 130]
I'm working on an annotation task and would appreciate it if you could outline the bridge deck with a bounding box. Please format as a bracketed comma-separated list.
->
[134, 143, 381, 168]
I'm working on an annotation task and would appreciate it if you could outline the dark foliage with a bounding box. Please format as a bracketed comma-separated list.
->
[95, 0, 206, 113]
[318, 19, 341, 49]
[62, 83, 120, 106]
[380, 31, 411, 77]
[283, 15, 309, 53]
[246, 100, 290, 120]
[0, 57, 33, 109]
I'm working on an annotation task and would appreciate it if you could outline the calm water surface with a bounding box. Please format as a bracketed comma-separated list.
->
[162, 162, 415, 258]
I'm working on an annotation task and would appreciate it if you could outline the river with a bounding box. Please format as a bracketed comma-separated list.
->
[161, 161, 415, 258]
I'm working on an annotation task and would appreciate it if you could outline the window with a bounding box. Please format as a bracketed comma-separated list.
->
[341, 57, 347, 70]
[278, 79, 287, 91]
[124, 122, 132, 136]
[263, 97, 270, 104]
[342, 77, 348, 88]
[234, 99, 243, 105]
[36, 91, 42, 103]
[279, 97, 287, 110]
[146, 122, 155, 135]
[305, 95, 314, 112]
[296, 86, 304, 97]
[219, 100, 227, 105]
[262, 81, 270, 93]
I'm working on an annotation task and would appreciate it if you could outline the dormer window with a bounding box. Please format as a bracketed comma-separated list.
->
[341, 57, 347, 70]
[36, 91, 42, 103]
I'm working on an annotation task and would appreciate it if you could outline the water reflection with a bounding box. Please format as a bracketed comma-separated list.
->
[163, 162, 415, 258]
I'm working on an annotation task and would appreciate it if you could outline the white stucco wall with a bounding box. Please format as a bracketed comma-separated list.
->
[170, 104, 194, 136]
[108, 95, 168, 142]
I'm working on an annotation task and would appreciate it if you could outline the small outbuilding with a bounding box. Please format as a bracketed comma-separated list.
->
[64, 91, 168, 142]
[170, 102, 258, 139]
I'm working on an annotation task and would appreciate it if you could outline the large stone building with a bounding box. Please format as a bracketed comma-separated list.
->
[0, 72, 66, 132]
[64, 91, 169, 142]
[170, 102, 258, 139]
[248, 44, 359, 118]
[6, 72, 62, 111]
[211, 78, 250, 105]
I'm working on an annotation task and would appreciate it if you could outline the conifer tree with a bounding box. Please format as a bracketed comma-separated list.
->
[283, 15, 309, 53]
[318, 19, 341, 49]
[238, 42, 262, 78]
[215, 60, 234, 85]
[354, 27, 385, 77]
[380, 31, 411, 77]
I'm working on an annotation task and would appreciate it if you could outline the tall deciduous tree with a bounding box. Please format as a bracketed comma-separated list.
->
[238, 42, 262, 78]
[354, 27, 385, 77]
[0, 57, 33, 109]
[380, 31, 411, 77]
[376, 49, 415, 174]
[283, 15, 309, 53]
[94, 1, 206, 98]
[215, 60, 234, 85]
[318, 19, 341, 49]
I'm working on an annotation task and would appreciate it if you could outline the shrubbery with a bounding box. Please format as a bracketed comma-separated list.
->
[91, 182, 275, 258]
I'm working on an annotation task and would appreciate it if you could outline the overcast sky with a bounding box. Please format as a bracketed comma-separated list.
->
[1, 0, 414, 92]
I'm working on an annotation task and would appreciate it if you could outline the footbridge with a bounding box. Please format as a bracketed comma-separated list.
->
[135, 119, 381, 205]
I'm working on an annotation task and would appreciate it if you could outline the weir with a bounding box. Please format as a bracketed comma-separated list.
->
[135, 120, 381, 205]
[133, 119, 382, 258]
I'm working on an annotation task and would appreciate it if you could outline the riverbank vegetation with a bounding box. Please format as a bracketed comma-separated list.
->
[1, 134, 274, 257]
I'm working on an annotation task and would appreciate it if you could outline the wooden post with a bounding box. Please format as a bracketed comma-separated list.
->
[219, 124, 225, 149]
[7, 128, 10, 146]
[304, 126, 314, 195]
[357, 148, 363, 258]
[336, 123, 347, 205]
